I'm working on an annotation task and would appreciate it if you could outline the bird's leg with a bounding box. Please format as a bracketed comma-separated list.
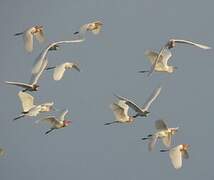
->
[104, 121, 119, 125]
[160, 149, 169, 152]
[132, 114, 139, 118]
[45, 128, 55, 135]
[73, 31, 79, 35]
[22, 88, 30, 92]
[45, 66, 56, 70]
[138, 70, 150, 73]
[14, 32, 24, 36]
[141, 134, 153, 140]
[13, 114, 25, 121]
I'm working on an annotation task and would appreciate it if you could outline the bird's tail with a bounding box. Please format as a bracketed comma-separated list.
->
[14, 32, 23, 36]
[13, 114, 25, 121]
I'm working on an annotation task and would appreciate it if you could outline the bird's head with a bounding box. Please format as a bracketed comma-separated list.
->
[182, 144, 190, 151]
[144, 111, 150, 117]
[34, 25, 43, 32]
[33, 84, 39, 91]
[64, 120, 72, 127]
[170, 127, 179, 135]
[167, 40, 176, 49]
[49, 44, 60, 51]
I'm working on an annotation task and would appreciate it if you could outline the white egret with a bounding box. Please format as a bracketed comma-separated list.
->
[115, 86, 161, 118]
[38, 109, 71, 135]
[14, 91, 54, 120]
[148, 39, 211, 76]
[5, 58, 48, 92]
[160, 144, 190, 169]
[105, 100, 133, 125]
[142, 120, 179, 151]
[32, 39, 83, 75]
[139, 49, 177, 73]
[14, 25, 45, 52]
[46, 62, 80, 81]
[73, 21, 103, 36]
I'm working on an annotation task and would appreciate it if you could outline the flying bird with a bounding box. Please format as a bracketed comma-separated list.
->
[0, 148, 5, 157]
[73, 21, 103, 36]
[32, 39, 84, 75]
[38, 109, 71, 135]
[45, 62, 80, 81]
[142, 119, 179, 151]
[14, 25, 45, 52]
[160, 144, 190, 169]
[105, 100, 133, 125]
[115, 86, 161, 118]
[14, 91, 54, 120]
[5, 58, 48, 92]
[148, 39, 211, 76]
[139, 49, 177, 74]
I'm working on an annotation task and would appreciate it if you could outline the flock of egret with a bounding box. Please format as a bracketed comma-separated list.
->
[2, 20, 212, 170]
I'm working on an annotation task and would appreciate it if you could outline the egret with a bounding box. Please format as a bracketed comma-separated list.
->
[38, 109, 71, 135]
[105, 100, 133, 125]
[73, 21, 103, 36]
[160, 144, 190, 169]
[115, 86, 161, 118]
[139, 49, 177, 74]
[14, 25, 45, 52]
[32, 39, 83, 75]
[5, 58, 48, 92]
[45, 62, 80, 81]
[0, 148, 5, 157]
[14, 91, 54, 120]
[142, 119, 179, 151]
[148, 39, 211, 76]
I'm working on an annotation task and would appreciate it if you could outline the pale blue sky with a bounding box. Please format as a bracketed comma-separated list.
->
[0, 0, 214, 179]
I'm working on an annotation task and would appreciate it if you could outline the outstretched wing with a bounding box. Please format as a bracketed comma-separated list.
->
[142, 86, 161, 111]
[34, 29, 45, 43]
[169, 145, 182, 169]
[24, 28, 33, 52]
[40, 116, 59, 126]
[53, 63, 66, 81]
[155, 119, 168, 131]
[148, 134, 158, 151]
[162, 133, 171, 148]
[5, 81, 32, 89]
[30, 58, 48, 84]
[18, 91, 35, 112]
[173, 39, 211, 49]
[110, 100, 129, 122]
[115, 94, 142, 114]
[59, 109, 69, 121]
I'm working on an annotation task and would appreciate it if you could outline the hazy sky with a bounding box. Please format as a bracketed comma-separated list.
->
[0, 0, 214, 179]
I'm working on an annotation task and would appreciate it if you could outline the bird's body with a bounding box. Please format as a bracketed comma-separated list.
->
[160, 144, 190, 169]
[14, 25, 45, 52]
[14, 91, 54, 120]
[115, 86, 161, 118]
[142, 120, 179, 151]
[46, 62, 80, 81]
[39, 109, 71, 134]
[147, 39, 211, 76]
[105, 100, 133, 125]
